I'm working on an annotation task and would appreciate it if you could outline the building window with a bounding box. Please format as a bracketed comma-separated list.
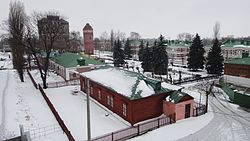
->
[98, 90, 101, 100]
[110, 97, 113, 108]
[73, 73, 76, 77]
[122, 103, 127, 116]
[90, 86, 93, 95]
[107, 95, 113, 108]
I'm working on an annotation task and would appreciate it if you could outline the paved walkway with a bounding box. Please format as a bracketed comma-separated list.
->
[178, 95, 250, 141]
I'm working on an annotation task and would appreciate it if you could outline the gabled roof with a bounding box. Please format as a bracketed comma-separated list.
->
[167, 90, 193, 104]
[50, 52, 104, 68]
[81, 66, 173, 100]
[225, 57, 250, 66]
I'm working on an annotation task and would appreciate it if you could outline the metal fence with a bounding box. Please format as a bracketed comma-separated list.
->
[92, 115, 175, 141]
[193, 102, 206, 117]
[40, 79, 80, 88]
[24, 124, 62, 139]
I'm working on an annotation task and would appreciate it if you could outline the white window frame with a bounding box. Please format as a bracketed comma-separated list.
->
[98, 90, 101, 100]
[122, 103, 127, 116]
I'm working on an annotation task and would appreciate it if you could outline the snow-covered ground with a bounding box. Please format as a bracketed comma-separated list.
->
[29, 69, 64, 84]
[44, 86, 129, 140]
[0, 52, 68, 141]
[130, 108, 214, 141]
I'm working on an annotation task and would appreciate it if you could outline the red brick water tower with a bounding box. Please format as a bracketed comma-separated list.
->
[83, 23, 94, 54]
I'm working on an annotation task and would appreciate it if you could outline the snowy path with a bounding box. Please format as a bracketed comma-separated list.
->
[178, 96, 250, 141]
[0, 70, 9, 138]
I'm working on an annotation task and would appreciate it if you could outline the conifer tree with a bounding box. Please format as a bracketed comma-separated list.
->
[113, 39, 125, 67]
[151, 35, 168, 75]
[206, 38, 224, 74]
[138, 40, 144, 61]
[141, 42, 152, 72]
[187, 34, 205, 71]
[124, 38, 132, 59]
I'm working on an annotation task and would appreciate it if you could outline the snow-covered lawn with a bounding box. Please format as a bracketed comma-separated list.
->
[0, 70, 68, 141]
[44, 86, 129, 140]
[130, 108, 214, 141]
[29, 69, 64, 84]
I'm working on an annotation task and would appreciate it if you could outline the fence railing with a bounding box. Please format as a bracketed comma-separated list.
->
[41, 79, 80, 88]
[38, 84, 75, 141]
[92, 115, 175, 141]
[173, 75, 220, 85]
[193, 102, 206, 117]
[24, 124, 62, 139]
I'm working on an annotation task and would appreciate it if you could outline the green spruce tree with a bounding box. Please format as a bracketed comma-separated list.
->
[151, 35, 168, 75]
[187, 34, 205, 71]
[206, 38, 224, 74]
[141, 42, 152, 72]
[124, 38, 132, 59]
[113, 39, 125, 67]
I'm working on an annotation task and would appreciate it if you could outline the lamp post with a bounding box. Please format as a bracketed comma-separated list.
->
[86, 79, 91, 141]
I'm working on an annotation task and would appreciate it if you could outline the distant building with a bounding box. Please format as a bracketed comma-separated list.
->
[166, 39, 250, 65]
[224, 54, 250, 88]
[38, 15, 69, 50]
[219, 40, 250, 60]
[166, 42, 190, 65]
[0, 37, 11, 52]
[83, 23, 94, 55]
[80, 66, 194, 125]
[48, 52, 104, 80]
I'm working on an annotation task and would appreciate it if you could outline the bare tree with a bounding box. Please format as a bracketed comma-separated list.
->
[129, 32, 141, 41]
[177, 33, 194, 41]
[8, 1, 26, 82]
[34, 12, 68, 88]
[213, 22, 220, 39]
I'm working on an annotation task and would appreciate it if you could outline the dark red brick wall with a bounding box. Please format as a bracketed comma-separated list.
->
[225, 64, 250, 78]
[131, 93, 169, 124]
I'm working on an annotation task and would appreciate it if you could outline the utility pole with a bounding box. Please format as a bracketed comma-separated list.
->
[86, 79, 91, 141]
[205, 81, 214, 113]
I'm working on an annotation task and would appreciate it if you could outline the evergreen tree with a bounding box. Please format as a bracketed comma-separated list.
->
[124, 38, 133, 59]
[113, 39, 125, 67]
[151, 35, 168, 75]
[187, 34, 205, 71]
[138, 40, 144, 61]
[141, 42, 152, 72]
[206, 38, 224, 74]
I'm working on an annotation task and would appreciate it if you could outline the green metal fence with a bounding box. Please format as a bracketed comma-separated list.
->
[219, 78, 250, 108]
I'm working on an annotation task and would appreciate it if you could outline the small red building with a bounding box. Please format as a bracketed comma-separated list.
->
[80, 66, 176, 125]
[163, 91, 194, 121]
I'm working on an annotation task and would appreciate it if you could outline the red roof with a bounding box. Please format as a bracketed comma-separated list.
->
[83, 23, 93, 30]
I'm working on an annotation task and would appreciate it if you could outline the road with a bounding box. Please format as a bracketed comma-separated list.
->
[178, 94, 250, 141]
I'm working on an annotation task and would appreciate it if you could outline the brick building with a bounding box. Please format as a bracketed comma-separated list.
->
[224, 55, 250, 88]
[80, 66, 194, 125]
[38, 15, 69, 50]
[83, 23, 94, 55]
[163, 90, 194, 121]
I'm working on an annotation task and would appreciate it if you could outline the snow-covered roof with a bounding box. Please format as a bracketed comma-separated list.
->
[81, 66, 172, 100]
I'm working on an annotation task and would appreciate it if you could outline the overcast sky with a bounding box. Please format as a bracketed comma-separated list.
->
[1, 0, 250, 39]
